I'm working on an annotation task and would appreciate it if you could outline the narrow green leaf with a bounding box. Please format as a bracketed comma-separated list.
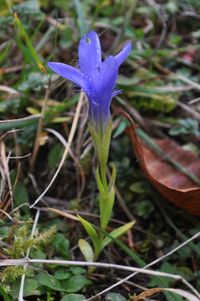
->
[108, 163, 116, 190]
[100, 186, 115, 230]
[101, 221, 135, 249]
[78, 215, 100, 252]
[74, 0, 88, 36]
[13, 12, 46, 73]
[0, 115, 41, 130]
[96, 167, 106, 196]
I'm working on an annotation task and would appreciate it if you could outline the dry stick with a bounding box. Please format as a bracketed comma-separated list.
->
[0, 258, 199, 300]
[18, 209, 40, 301]
[177, 100, 200, 122]
[30, 92, 84, 208]
[0, 146, 14, 209]
[85, 231, 200, 301]
[46, 127, 85, 195]
[30, 83, 50, 171]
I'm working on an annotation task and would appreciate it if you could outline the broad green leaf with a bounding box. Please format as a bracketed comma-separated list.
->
[12, 279, 41, 299]
[63, 275, 89, 293]
[36, 271, 62, 291]
[51, 233, 70, 257]
[102, 221, 135, 250]
[78, 239, 94, 262]
[54, 268, 71, 280]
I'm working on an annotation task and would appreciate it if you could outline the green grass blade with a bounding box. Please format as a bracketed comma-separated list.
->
[13, 12, 46, 73]
[0, 115, 41, 130]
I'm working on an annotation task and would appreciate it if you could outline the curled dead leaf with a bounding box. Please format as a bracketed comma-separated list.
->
[131, 287, 200, 301]
[126, 125, 200, 216]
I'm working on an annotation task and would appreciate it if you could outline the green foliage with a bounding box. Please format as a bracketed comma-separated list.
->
[169, 118, 200, 137]
[48, 144, 64, 168]
[0, 286, 11, 301]
[51, 233, 70, 257]
[0, 266, 32, 283]
[13, 182, 29, 206]
[105, 293, 127, 301]
[133, 200, 154, 219]
[60, 294, 86, 301]
[78, 239, 94, 262]
[6, 223, 56, 259]
[130, 92, 177, 113]
[35, 271, 89, 293]
[1, 0, 200, 299]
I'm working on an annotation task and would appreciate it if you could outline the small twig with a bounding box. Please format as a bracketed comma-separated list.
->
[30, 92, 84, 208]
[46, 127, 86, 198]
[30, 83, 50, 171]
[85, 231, 200, 300]
[188, 97, 200, 105]
[0, 114, 42, 125]
[177, 100, 200, 122]
[0, 257, 199, 300]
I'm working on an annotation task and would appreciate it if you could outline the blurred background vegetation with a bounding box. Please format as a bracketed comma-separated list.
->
[0, 0, 200, 300]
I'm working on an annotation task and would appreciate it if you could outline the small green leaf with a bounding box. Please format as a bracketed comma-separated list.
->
[63, 275, 89, 293]
[78, 239, 94, 262]
[14, 182, 29, 205]
[105, 292, 127, 301]
[36, 271, 62, 291]
[48, 144, 64, 168]
[78, 215, 100, 250]
[61, 294, 86, 301]
[102, 221, 135, 250]
[12, 278, 41, 299]
[54, 268, 71, 280]
[51, 233, 70, 257]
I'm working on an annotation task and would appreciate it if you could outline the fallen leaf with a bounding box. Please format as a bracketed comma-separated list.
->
[132, 287, 200, 301]
[126, 125, 200, 216]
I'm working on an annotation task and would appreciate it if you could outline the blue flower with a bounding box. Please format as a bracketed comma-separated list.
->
[48, 31, 131, 132]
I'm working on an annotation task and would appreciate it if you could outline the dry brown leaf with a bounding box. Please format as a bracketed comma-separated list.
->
[132, 287, 200, 301]
[47, 207, 79, 221]
[126, 125, 200, 216]
[132, 288, 163, 301]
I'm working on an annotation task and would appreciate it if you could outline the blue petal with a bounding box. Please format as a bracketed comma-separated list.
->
[78, 31, 101, 76]
[88, 56, 118, 124]
[48, 62, 88, 90]
[114, 42, 132, 67]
